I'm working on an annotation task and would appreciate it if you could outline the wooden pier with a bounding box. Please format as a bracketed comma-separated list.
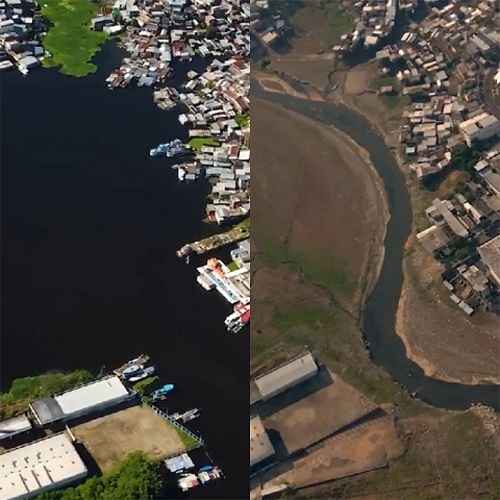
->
[176, 226, 249, 258]
[113, 354, 150, 377]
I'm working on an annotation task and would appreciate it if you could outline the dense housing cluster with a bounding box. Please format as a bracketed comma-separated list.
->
[372, 0, 500, 316]
[0, 0, 46, 74]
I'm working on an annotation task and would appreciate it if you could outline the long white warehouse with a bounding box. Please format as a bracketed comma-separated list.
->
[29, 375, 131, 426]
[0, 432, 88, 500]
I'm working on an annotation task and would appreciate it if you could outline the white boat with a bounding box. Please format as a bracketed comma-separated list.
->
[128, 366, 155, 383]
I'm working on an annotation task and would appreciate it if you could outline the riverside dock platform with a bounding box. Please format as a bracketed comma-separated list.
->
[176, 226, 249, 257]
[113, 354, 150, 377]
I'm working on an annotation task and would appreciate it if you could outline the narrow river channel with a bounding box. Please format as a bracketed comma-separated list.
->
[252, 79, 500, 412]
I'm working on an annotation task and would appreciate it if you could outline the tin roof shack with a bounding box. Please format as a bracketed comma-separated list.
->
[250, 415, 275, 472]
[0, 414, 32, 441]
[416, 224, 451, 257]
[478, 235, 500, 287]
[254, 352, 318, 401]
[0, 432, 88, 500]
[431, 198, 470, 238]
[91, 15, 114, 31]
[459, 264, 493, 302]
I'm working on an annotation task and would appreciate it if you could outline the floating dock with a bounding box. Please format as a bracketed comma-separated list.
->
[197, 258, 250, 304]
[176, 226, 249, 257]
[113, 354, 150, 377]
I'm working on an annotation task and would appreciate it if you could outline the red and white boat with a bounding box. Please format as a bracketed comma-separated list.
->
[224, 299, 250, 333]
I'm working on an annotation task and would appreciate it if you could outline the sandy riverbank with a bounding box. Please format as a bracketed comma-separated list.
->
[253, 73, 389, 311]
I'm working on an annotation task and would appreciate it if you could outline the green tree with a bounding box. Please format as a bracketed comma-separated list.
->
[455, 247, 470, 260]
[451, 143, 482, 173]
[205, 26, 217, 39]
[452, 236, 468, 249]
[37, 453, 162, 500]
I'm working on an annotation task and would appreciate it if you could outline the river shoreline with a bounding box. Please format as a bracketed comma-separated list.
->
[1, 42, 247, 498]
[252, 76, 500, 412]
[255, 69, 500, 388]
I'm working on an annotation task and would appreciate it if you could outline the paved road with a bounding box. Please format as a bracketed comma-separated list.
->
[483, 67, 500, 119]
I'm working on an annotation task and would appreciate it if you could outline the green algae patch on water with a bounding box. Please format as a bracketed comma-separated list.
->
[40, 0, 108, 77]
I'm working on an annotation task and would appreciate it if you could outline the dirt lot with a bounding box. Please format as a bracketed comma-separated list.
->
[261, 415, 402, 491]
[320, 411, 500, 499]
[257, 368, 378, 455]
[71, 405, 186, 472]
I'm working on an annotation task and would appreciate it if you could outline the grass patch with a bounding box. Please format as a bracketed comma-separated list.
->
[236, 217, 250, 232]
[371, 75, 398, 90]
[227, 261, 239, 272]
[381, 94, 408, 110]
[273, 306, 331, 332]
[0, 370, 94, 419]
[250, 336, 287, 373]
[40, 0, 108, 77]
[188, 137, 220, 151]
[320, 0, 356, 45]
[235, 111, 250, 128]
[173, 426, 200, 450]
[133, 376, 158, 396]
[259, 235, 356, 300]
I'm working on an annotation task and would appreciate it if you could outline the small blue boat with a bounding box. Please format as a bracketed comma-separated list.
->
[150, 384, 175, 399]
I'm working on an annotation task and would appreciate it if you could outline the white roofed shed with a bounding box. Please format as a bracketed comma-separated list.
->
[254, 351, 318, 401]
[54, 376, 130, 420]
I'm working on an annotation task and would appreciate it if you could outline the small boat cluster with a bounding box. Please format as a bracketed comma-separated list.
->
[113, 354, 220, 493]
[165, 452, 224, 492]
[224, 297, 250, 334]
[113, 354, 202, 423]
[113, 354, 156, 383]
[149, 138, 190, 158]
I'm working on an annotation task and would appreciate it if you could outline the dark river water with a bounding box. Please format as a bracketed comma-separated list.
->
[1, 43, 248, 498]
[253, 79, 500, 412]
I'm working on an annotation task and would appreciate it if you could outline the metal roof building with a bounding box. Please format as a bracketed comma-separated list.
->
[0, 432, 88, 500]
[478, 234, 500, 286]
[30, 376, 131, 426]
[254, 351, 318, 401]
[250, 416, 275, 469]
[0, 415, 32, 441]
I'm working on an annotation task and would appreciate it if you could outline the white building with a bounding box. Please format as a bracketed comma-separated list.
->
[459, 112, 500, 146]
[254, 351, 318, 401]
[30, 376, 132, 426]
[0, 432, 88, 500]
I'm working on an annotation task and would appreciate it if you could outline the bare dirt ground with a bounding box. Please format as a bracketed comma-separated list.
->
[252, 97, 387, 315]
[71, 405, 185, 472]
[282, 416, 401, 489]
[257, 369, 378, 455]
[397, 246, 500, 385]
